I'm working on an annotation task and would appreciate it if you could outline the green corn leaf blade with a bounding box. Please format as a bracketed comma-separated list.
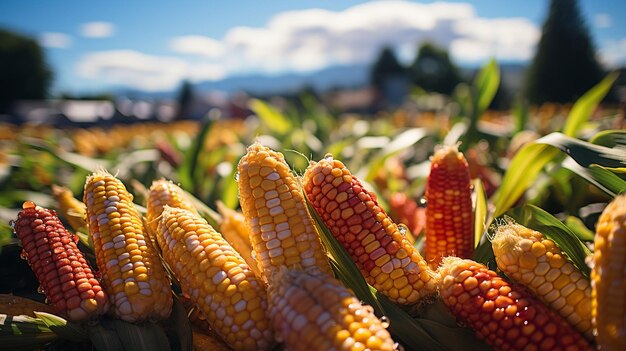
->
[112, 319, 172, 351]
[249, 99, 292, 135]
[473, 178, 488, 245]
[86, 318, 125, 351]
[473, 58, 500, 117]
[219, 161, 240, 210]
[162, 296, 193, 351]
[0, 314, 59, 351]
[590, 129, 626, 148]
[564, 216, 595, 242]
[491, 142, 559, 218]
[185, 114, 214, 192]
[505, 204, 591, 278]
[562, 72, 619, 137]
[492, 132, 626, 217]
[562, 159, 626, 197]
[33, 312, 87, 342]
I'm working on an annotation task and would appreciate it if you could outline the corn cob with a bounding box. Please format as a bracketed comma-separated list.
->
[84, 171, 172, 322]
[52, 185, 87, 232]
[217, 202, 262, 280]
[425, 145, 474, 268]
[237, 143, 332, 278]
[389, 192, 425, 243]
[593, 193, 626, 349]
[492, 222, 592, 340]
[268, 268, 395, 351]
[13, 201, 108, 321]
[438, 257, 593, 351]
[146, 179, 197, 249]
[303, 155, 436, 305]
[156, 205, 274, 351]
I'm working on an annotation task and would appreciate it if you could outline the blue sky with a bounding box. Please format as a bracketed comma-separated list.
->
[1, 0, 625, 94]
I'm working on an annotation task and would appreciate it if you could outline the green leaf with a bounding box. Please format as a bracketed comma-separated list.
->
[185, 114, 213, 192]
[473, 58, 500, 117]
[492, 132, 626, 217]
[564, 216, 595, 242]
[492, 142, 559, 218]
[33, 312, 87, 342]
[220, 162, 240, 210]
[112, 319, 171, 351]
[590, 130, 626, 148]
[249, 99, 292, 135]
[0, 314, 59, 350]
[562, 159, 626, 197]
[506, 204, 591, 278]
[562, 72, 619, 137]
[162, 296, 193, 351]
[473, 178, 488, 245]
[473, 234, 496, 271]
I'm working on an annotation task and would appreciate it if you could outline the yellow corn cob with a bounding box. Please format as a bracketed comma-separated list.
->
[237, 143, 332, 278]
[52, 185, 87, 232]
[146, 179, 197, 249]
[303, 155, 436, 305]
[438, 257, 594, 351]
[425, 145, 474, 268]
[217, 202, 262, 280]
[84, 171, 172, 322]
[492, 222, 592, 340]
[593, 193, 626, 349]
[156, 205, 274, 351]
[268, 268, 395, 351]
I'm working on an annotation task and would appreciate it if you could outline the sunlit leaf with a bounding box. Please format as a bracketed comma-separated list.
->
[474, 58, 500, 117]
[562, 72, 618, 137]
[33, 312, 87, 342]
[249, 99, 292, 135]
[590, 129, 626, 148]
[0, 313, 59, 351]
[564, 216, 595, 242]
[473, 178, 488, 245]
[562, 159, 626, 197]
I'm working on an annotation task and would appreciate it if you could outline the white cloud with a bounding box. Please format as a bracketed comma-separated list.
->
[599, 39, 626, 67]
[594, 14, 612, 29]
[76, 50, 225, 91]
[76, 0, 543, 90]
[169, 35, 224, 58]
[81, 22, 116, 38]
[39, 32, 72, 48]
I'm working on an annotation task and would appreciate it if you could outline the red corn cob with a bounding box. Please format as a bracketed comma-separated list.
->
[13, 201, 109, 321]
[303, 156, 436, 305]
[425, 145, 474, 268]
[438, 257, 593, 351]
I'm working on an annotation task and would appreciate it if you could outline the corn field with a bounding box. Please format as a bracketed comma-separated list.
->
[0, 61, 625, 350]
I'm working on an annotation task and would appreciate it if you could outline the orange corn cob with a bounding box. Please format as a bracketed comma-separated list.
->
[389, 192, 424, 242]
[425, 145, 474, 268]
[237, 143, 332, 278]
[13, 201, 109, 321]
[217, 202, 262, 280]
[52, 185, 87, 232]
[268, 268, 395, 351]
[438, 257, 593, 351]
[156, 206, 274, 351]
[84, 171, 172, 322]
[593, 193, 626, 349]
[303, 155, 436, 305]
[492, 222, 592, 340]
[146, 179, 197, 249]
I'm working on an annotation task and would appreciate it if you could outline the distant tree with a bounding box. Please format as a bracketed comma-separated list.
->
[525, 0, 604, 104]
[176, 80, 193, 118]
[0, 29, 52, 112]
[409, 42, 462, 95]
[370, 46, 406, 90]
